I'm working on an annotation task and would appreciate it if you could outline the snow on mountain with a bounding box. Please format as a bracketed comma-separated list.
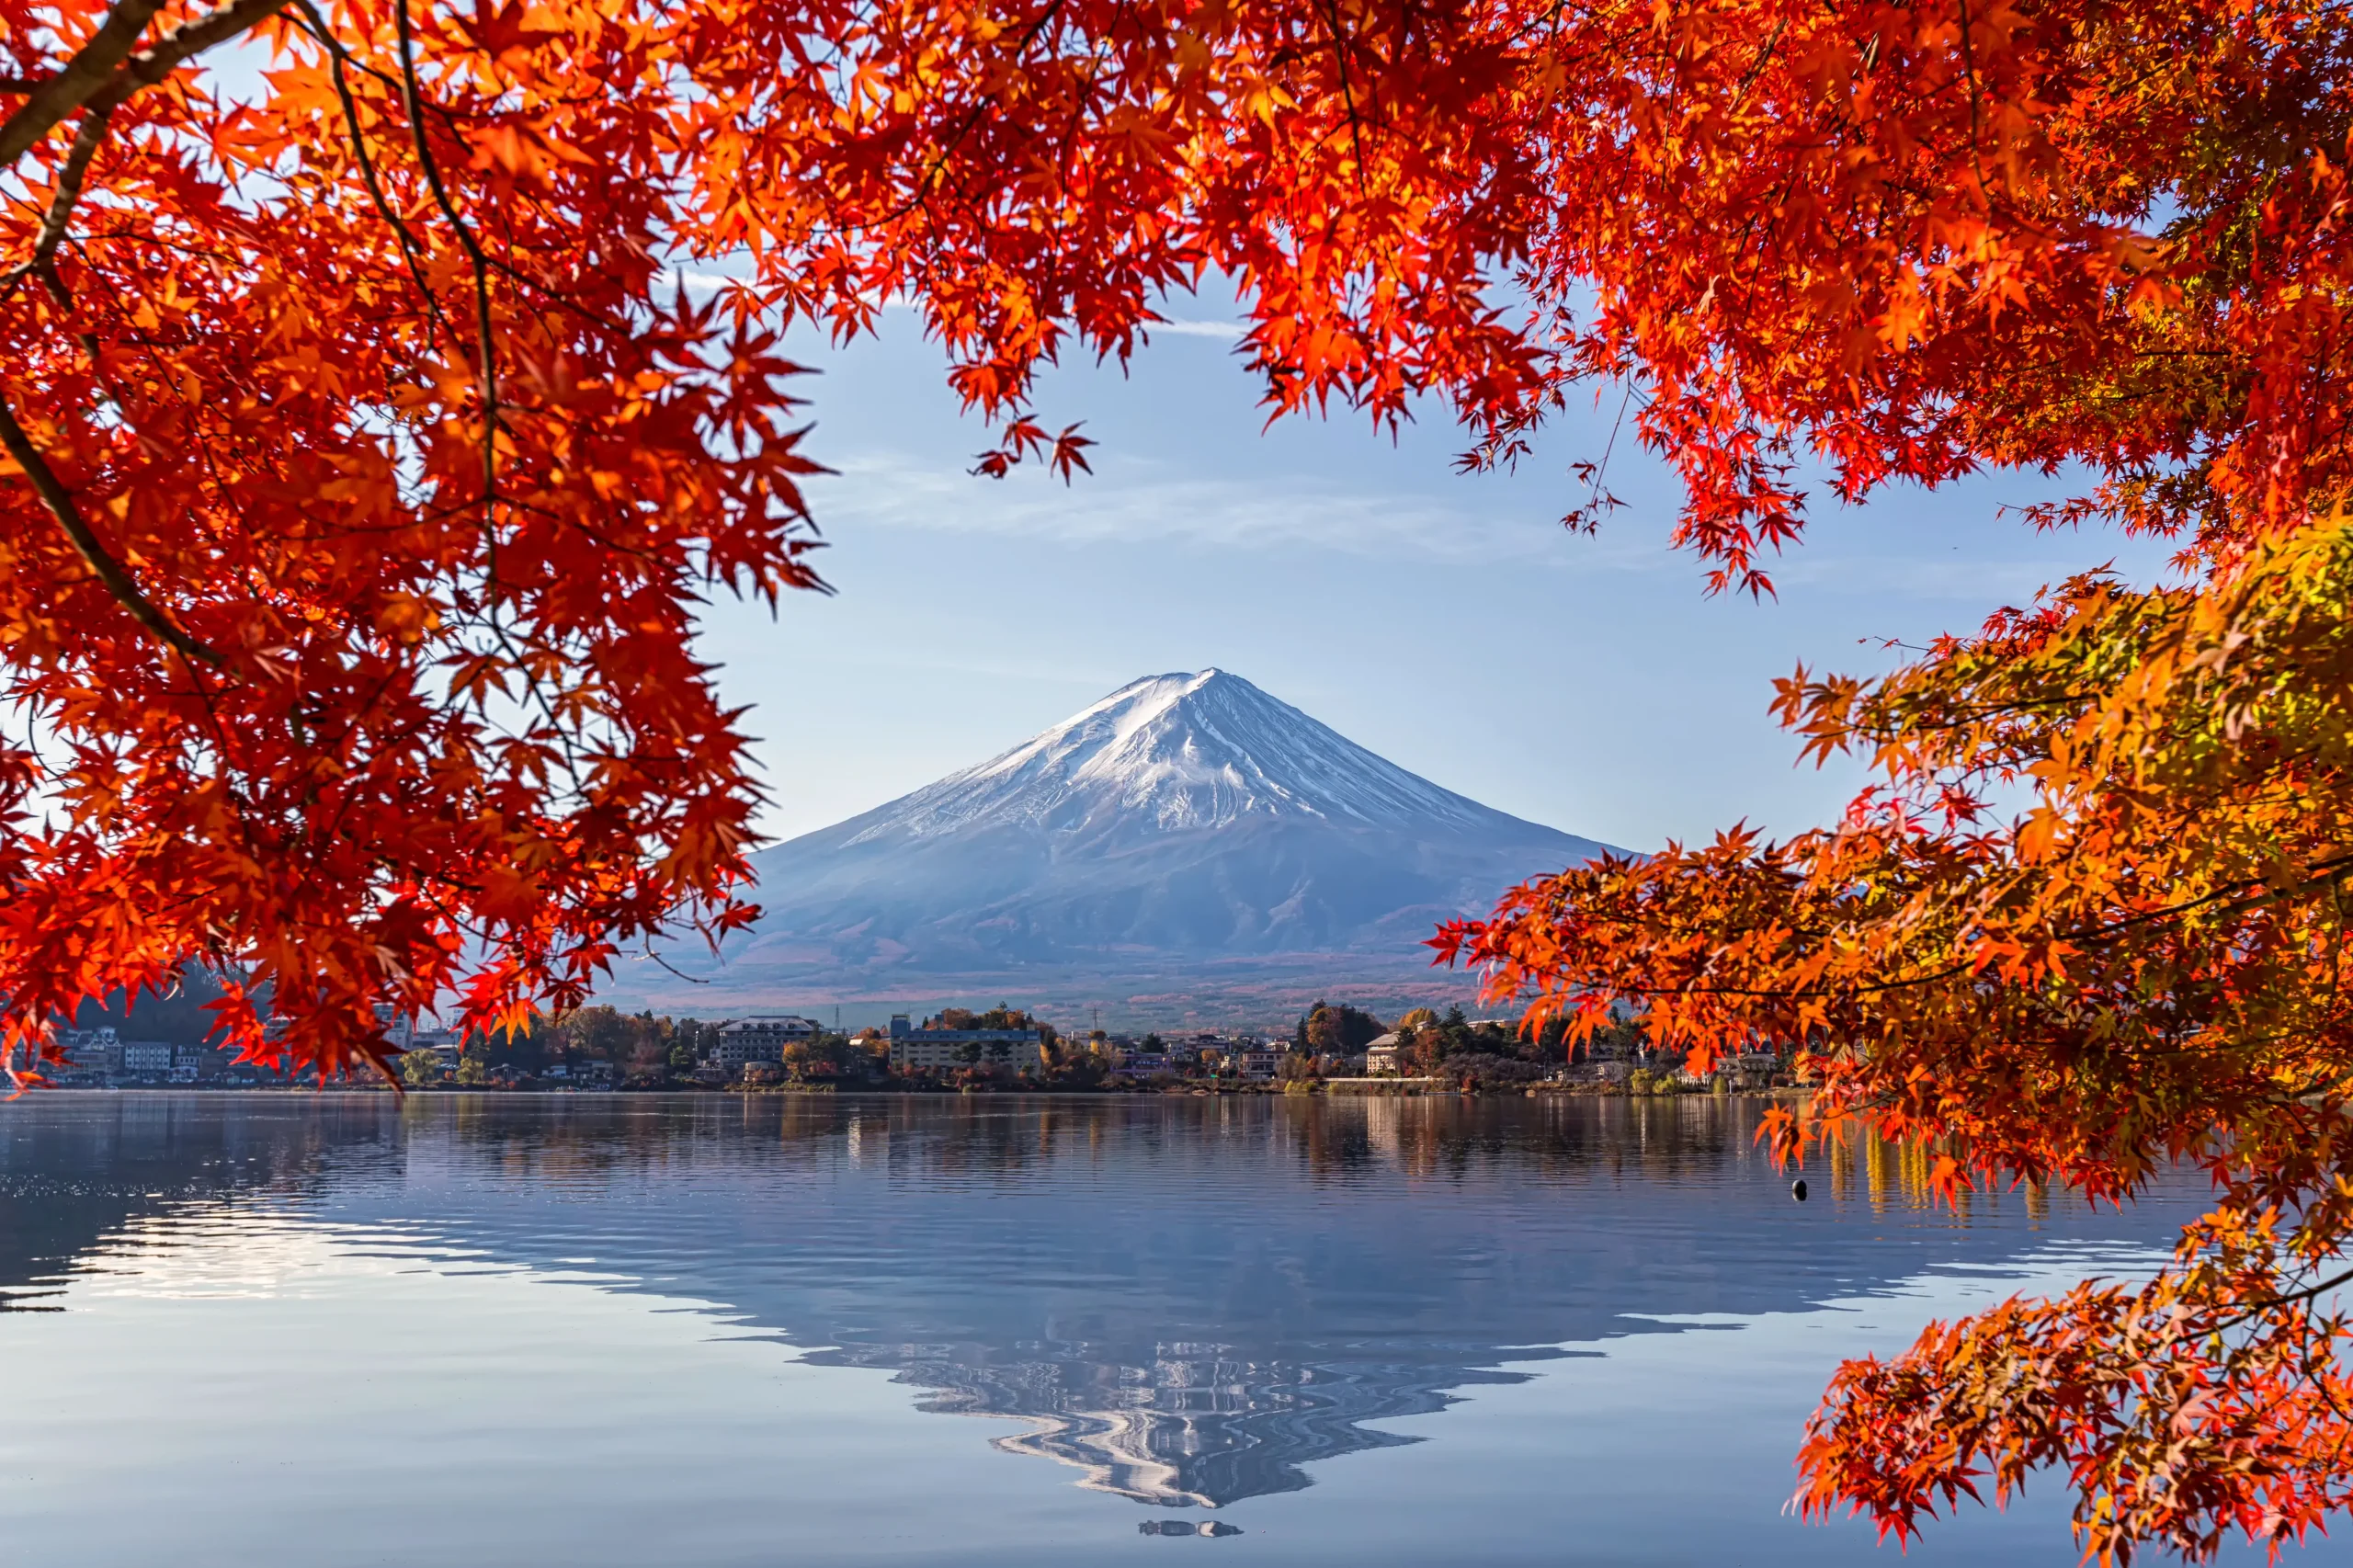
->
[857, 669, 1510, 842]
[688, 670, 1623, 994]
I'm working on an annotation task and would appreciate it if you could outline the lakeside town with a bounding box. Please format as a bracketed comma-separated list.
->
[42, 999, 1798, 1096]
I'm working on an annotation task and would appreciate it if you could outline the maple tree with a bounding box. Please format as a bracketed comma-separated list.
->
[1422, 4, 2353, 1562]
[0, 0, 2343, 1555]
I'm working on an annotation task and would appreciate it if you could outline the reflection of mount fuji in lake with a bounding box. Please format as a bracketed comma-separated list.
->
[821, 1324, 1537, 1507]
[0, 1096, 2202, 1511]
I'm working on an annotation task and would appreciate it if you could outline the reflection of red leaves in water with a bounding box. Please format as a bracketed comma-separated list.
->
[4, 2, 2351, 1556]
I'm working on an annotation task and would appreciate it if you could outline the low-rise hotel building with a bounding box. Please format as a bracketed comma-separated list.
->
[887, 1014, 1045, 1073]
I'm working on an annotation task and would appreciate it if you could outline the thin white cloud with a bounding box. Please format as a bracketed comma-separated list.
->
[1768, 553, 2082, 604]
[820, 449, 1631, 567]
[809, 449, 2146, 597]
[656, 267, 748, 294]
[1142, 320, 1246, 340]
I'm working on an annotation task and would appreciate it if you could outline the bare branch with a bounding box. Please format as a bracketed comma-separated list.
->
[0, 387, 222, 666]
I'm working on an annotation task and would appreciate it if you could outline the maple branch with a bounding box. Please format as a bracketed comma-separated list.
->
[0, 386, 222, 666]
[876, 0, 1066, 233]
[1315, 0, 1370, 195]
[15, 109, 133, 412]
[1472, 852, 2353, 1006]
[0, 0, 161, 168]
[0, 103, 113, 321]
[2067, 851, 2353, 947]
[0, 0, 294, 170]
[30, 105, 111, 278]
[1954, 0, 1991, 201]
[2208, 1267, 2353, 1335]
[380, 0, 583, 796]
[1728, 18, 1787, 109]
[290, 0, 454, 345]
[394, 0, 500, 523]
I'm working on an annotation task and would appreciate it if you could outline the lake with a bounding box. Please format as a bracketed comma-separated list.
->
[0, 1093, 2327, 1565]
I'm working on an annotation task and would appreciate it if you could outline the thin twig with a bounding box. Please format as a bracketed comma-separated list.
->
[1729, 17, 1787, 110]
[291, 0, 452, 344]
[394, 0, 499, 532]
[1955, 0, 1990, 199]
[1315, 0, 1369, 195]
[17, 108, 130, 406]
[855, 0, 1068, 234]
[2209, 1267, 2353, 1335]
[381, 0, 581, 791]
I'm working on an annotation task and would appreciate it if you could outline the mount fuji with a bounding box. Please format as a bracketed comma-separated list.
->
[649, 671, 1622, 1024]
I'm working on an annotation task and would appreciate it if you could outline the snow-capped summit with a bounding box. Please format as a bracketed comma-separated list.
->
[691, 672, 1622, 1002]
[861, 668, 1508, 843]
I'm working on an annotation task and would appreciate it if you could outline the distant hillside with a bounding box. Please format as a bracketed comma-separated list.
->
[636, 671, 1624, 1027]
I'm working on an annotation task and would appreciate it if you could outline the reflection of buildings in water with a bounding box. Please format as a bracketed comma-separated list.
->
[1359, 1098, 1402, 1167]
[818, 1336, 1526, 1508]
[0, 1093, 2196, 1517]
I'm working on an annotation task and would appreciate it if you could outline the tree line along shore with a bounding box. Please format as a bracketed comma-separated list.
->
[47, 990, 1804, 1096]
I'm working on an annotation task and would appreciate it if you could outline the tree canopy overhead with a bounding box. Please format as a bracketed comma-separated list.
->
[3, 0, 2347, 1555]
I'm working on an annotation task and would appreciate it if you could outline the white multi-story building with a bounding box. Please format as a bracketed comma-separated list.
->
[120, 1040, 175, 1075]
[710, 1015, 823, 1072]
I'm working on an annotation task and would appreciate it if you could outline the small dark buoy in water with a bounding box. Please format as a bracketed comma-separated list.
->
[1790, 1178, 1809, 1202]
[1140, 1520, 1243, 1538]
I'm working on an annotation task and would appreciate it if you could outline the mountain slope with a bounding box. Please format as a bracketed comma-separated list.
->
[671, 672, 1621, 1010]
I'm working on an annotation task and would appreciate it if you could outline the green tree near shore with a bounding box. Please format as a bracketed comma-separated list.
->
[1298, 1002, 1386, 1057]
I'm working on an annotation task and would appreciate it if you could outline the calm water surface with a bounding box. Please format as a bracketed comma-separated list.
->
[0, 1094, 2330, 1565]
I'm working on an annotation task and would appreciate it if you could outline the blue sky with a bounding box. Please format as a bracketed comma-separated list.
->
[177, 43, 2158, 860]
[699, 304, 2172, 857]
[176, 44, 2164, 860]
